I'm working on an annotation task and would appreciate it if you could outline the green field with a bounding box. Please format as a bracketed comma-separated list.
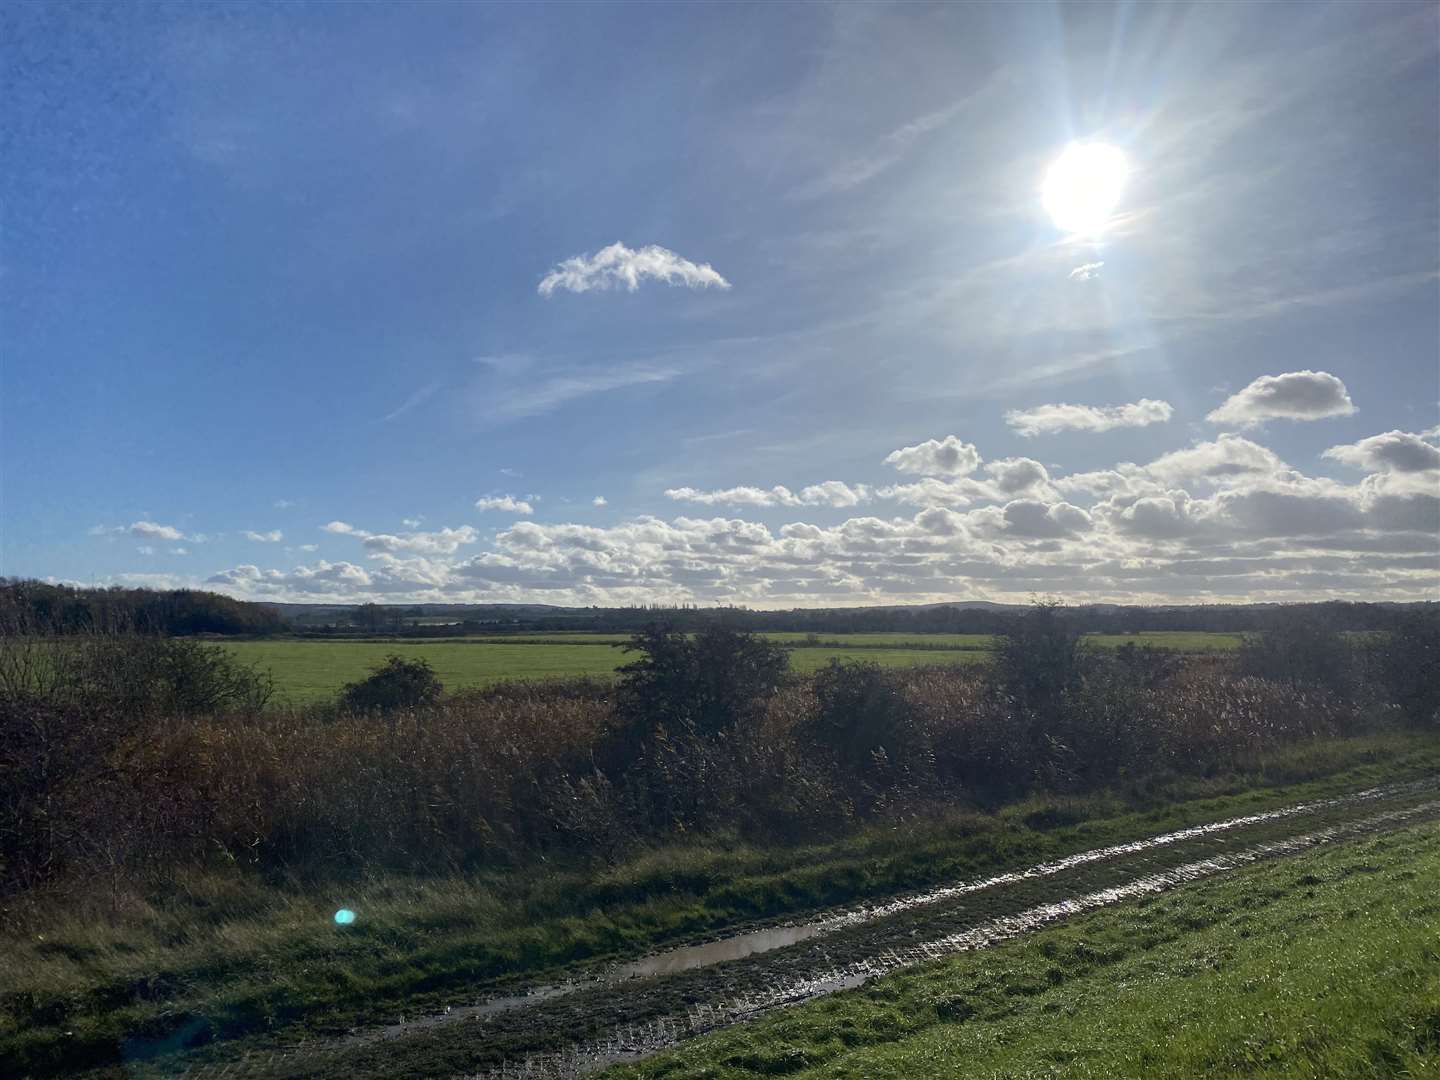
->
[228, 631, 1242, 703]
[225, 640, 990, 703]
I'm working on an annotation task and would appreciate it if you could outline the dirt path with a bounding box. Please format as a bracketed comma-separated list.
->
[169, 776, 1440, 1080]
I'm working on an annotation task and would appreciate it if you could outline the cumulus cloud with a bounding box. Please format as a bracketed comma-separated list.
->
[475, 495, 535, 515]
[1206, 370, 1357, 428]
[665, 481, 870, 509]
[1005, 399, 1174, 437]
[243, 529, 284, 543]
[131, 521, 187, 541]
[91, 520, 194, 542]
[538, 242, 730, 296]
[321, 521, 481, 556]
[884, 436, 982, 476]
[1144, 435, 1291, 488]
[200, 429, 1438, 608]
[592, 496, 608, 507]
[1323, 430, 1440, 474]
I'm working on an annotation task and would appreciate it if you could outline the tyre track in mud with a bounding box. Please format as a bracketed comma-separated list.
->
[168, 776, 1440, 1080]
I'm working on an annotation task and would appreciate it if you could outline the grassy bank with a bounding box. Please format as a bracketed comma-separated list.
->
[607, 816, 1440, 1079]
[4, 732, 1437, 1078]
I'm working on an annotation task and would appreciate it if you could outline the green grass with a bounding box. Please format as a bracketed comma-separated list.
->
[226, 641, 987, 703]
[606, 819, 1440, 1079]
[231, 631, 1240, 703]
[4, 733, 1437, 1079]
[1083, 631, 1244, 651]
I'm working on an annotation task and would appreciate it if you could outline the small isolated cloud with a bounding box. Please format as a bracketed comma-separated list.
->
[592, 496, 608, 507]
[132, 521, 186, 541]
[665, 482, 870, 509]
[99, 520, 189, 542]
[322, 521, 359, 535]
[170, 547, 190, 556]
[243, 529, 284, 543]
[884, 436, 982, 476]
[1006, 399, 1174, 437]
[499, 467, 522, 478]
[1206, 370, 1357, 429]
[296, 543, 318, 553]
[475, 495, 535, 515]
[1069, 261, 1104, 281]
[136, 545, 156, 556]
[273, 499, 296, 510]
[401, 517, 423, 528]
[1324, 430, 1440, 474]
[538, 242, 730, 296]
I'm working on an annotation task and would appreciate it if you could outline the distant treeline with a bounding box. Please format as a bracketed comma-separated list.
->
[0, 580, 287, 636]
[294, 599, 1438, 638]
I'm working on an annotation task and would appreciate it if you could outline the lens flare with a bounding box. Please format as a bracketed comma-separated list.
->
[334, 908, 356, 925]
[1042, 143, 1128, 236]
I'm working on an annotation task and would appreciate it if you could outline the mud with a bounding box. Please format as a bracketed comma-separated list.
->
[168, 776, 1440, 1080]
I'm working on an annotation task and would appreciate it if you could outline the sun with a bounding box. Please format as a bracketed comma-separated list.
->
[1042, 143, 1129, 236]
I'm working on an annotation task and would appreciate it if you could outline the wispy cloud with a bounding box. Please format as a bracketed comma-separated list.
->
[538, 242, 730, 296]
[383, 380, 442, 422]
[482, 363, 679, 422]
[1006, 399, 1174, 437]
[1068, 261, 1104, 282]
[243, 529, 284, 543]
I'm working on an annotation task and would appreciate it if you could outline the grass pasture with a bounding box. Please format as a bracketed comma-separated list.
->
[230, 630, 1241, 704]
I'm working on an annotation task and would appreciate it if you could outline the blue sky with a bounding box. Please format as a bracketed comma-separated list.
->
[3, 0, 1437, 606]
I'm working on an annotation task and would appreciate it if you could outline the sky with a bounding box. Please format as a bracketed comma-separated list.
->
[2, 0, 1438, 608]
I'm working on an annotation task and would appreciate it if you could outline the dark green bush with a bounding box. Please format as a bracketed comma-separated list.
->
[1368, 609, 1440, 726]
[1238, 613, 1354, 696]
[338, 654, 443, 712]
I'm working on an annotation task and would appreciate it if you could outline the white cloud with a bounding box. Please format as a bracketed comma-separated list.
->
[475, 495, 535, 515]
[664, 481, 870, 509]
[321, 521, 482, 555]
[482, 364, 678, 421]
[1206, 370, 1357, 428]
[130, 521, 187, 542]
[538, 242, 730, 296]
[1005, 399, 1174, 437]
[884, 436, 982, 476]
[1144, 434, 1291, 488]
[171, 547, 190, 556]
[273, 499, 296, 510]
[136, 545, 156, 556]
[1323, 430, 1440, 474]
[243, 529, 284, 543]
[592, 496, 608, 507]
[296, 544, 318, 553]
[401, 517, 423, 528]
[1068, 261, 1104, 281]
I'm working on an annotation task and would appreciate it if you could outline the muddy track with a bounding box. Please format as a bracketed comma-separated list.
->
[169, 776, 1440, 1080]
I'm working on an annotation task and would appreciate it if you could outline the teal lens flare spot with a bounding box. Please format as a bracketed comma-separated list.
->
[334, 908, 356, 925]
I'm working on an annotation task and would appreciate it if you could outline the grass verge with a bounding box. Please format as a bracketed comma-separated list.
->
[3, 732, 1437, 1078]
[607, 818, 1440, 1079]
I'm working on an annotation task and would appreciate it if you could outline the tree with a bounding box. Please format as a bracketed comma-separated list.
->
[339, 655, 443, 712]
[614, 623, 789, 739]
